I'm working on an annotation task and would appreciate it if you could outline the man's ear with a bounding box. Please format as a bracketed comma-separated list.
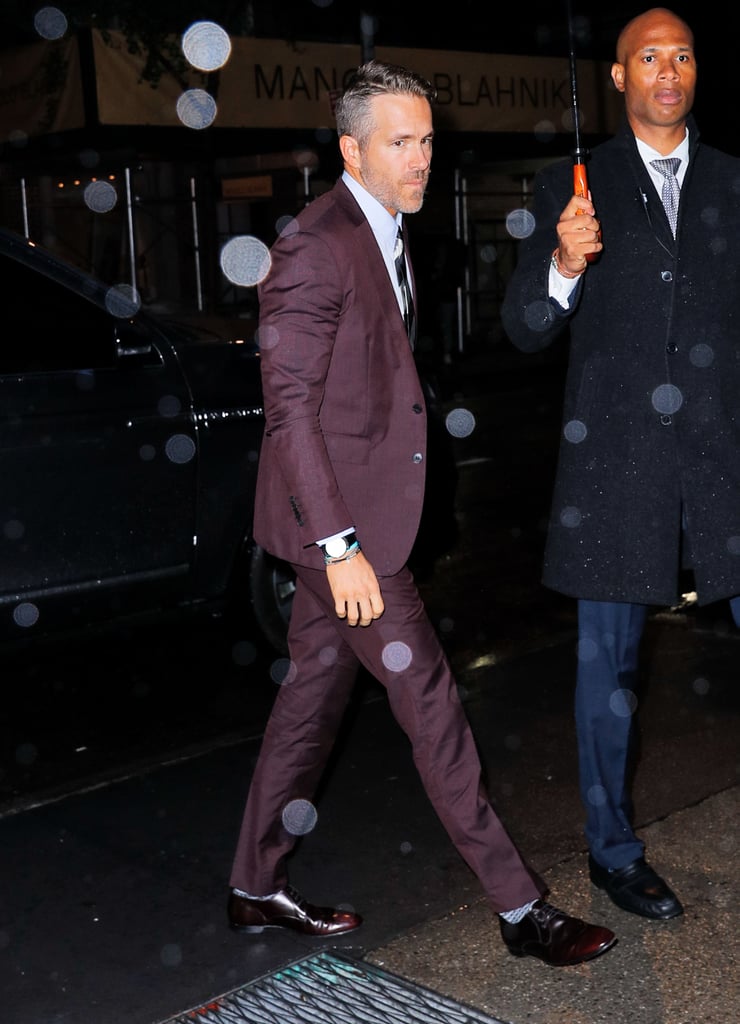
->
[339, 134, 360, 169]
[611, 61, 626, 93]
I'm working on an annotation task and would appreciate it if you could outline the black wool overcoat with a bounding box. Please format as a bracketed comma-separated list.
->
[501, 116, 740, 606]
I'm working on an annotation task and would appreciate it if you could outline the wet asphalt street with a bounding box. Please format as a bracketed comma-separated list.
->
[1, 346, 738, 1024]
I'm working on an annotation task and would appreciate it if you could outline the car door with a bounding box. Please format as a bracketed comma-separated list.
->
[0, 243, 198, 638]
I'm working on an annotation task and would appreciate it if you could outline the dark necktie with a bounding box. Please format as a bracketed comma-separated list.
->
[650, 157, 681, 236]
[394, 228, 416, 346]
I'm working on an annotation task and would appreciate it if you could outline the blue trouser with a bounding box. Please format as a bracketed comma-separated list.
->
[576, 595, 740, 870]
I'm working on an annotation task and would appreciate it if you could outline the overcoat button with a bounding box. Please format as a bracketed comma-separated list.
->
[661, 270, 673, 282]
[660, 414, 672, 425]
[412, 452, 423, 463]
[666, 342, 678, 354]
[412, 403, 423, 413]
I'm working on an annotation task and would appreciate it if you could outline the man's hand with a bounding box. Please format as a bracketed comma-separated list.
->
[326, 550, 384, 626]
[555, 194, 602, 274]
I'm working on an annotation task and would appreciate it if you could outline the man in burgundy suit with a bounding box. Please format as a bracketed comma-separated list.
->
[226, 60, 616, 967]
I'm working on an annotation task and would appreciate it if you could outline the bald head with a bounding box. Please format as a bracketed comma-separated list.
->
[616, 8, 694, 64]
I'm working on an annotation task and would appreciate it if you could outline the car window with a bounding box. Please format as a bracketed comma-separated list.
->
[0, 252, 118, 374]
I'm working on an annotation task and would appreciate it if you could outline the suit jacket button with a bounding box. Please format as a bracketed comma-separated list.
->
[412, 452, 423, 463]
[412, 403, 423, 414]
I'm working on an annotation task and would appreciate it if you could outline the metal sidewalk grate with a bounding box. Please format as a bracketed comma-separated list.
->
[160, 950, 506, 1023]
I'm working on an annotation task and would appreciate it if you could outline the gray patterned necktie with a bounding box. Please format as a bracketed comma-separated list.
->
[394, 229, 416, 346]
[650, 157, 681, 236]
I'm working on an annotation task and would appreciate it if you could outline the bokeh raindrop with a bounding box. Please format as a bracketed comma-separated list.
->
[34, 5, 67, 40]
[282, 798, 318, 835]
[13, 602, 39, 628]
[105, 284, 140, 318]
[232, 640, 257, 667]
[382, 641, 413, 673]
[84, 181, 117, 214]
[505, 209, 535, 240]
[445, 407, 475, 438]
[176, 89, 217, 130]
[270, 657, 297, 685]
[160, 943, 183, 967]
[609, 688, 638, 717]
[564, 419, 588, 443]
[651, 383, 683, 415]
[559, 505, 582, 529]
[181, 21, 232, 72]
[220, 236, 271, 287]
[164, 434, 196, 465]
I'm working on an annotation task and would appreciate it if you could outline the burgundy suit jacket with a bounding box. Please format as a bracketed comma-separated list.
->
[253, 178, 428, 576]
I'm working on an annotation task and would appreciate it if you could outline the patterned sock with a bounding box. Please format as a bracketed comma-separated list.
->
[499, 899, 537, 924]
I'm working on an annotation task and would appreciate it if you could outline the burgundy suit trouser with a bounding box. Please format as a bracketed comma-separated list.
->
[229, 562, 544, 914]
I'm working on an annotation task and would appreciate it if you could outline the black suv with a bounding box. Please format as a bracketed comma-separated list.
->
[0, 226, 294, 652]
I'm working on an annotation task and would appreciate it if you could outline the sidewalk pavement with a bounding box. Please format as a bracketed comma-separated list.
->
[367, 784, 738, 1024]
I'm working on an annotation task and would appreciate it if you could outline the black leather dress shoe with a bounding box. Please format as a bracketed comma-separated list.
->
[499, 900, 616, 966]
[589, 855, 683, 920]
[228, 885, 362, 937]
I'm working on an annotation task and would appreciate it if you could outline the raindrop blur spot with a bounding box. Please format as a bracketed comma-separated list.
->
[158, 394, 182, 418]
[399, 841, 413, 855]
[105, 284, 140, 318]
[688, 343, 714, 367]
[576, 637, 599, 662]
[523, 300, 555, 332]
[232, 640, 257, 667]
[270, 657, 297, 685]
[276, 215, 298, 237]
[3, 519, 24, 540]
[319, 645, 338, 666]
[34, 5, 67, 40]
[586, 784, 607, 807]
[160, 943, 183, 967]
[282, 798, 318, 835]
[479, 243, 497, 264]
[13, 602, 39, 628]
[564, 419, 587, 443]
[651, 383, 683, 415]
[78, 148, 100, 169]
[445, 407, 476, 438]
[165, 434, 196, 465]
[182, 21, 232, 72]
[220, 236, 271, 287]
[533, 120, 556, 143]
[84, 180, 117, 214]
[255, 324, 279, 351]
[609, 688, 638, 717]
[176, 89, 217, 130]
[139, 444, 156, 462]
[692, 676, 710, 696]
[505, 209, 535, 240]
[16, 742, 38, 766]
[560, 505, 582, 529]
[439, 616, 454, 634]
[382, 641, 413, 673]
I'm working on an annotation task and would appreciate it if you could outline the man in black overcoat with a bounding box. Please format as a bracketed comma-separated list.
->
[501, 7, 740, 921]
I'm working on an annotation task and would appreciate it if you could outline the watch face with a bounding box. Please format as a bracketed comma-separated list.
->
[325, 536, 348, 557]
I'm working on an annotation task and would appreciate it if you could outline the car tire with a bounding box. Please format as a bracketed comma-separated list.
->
[248, 544, 295, 655]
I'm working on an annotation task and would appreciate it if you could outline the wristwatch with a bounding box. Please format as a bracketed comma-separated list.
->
[323, 533, 357, 558]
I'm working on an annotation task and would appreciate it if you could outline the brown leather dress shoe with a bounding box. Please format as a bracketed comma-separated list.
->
[499, 900, 616, 966]
[227, 885, 362, 937]
[589, 855, 684, 920]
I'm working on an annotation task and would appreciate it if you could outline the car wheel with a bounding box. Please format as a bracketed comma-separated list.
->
[248, 544, 295, 655]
